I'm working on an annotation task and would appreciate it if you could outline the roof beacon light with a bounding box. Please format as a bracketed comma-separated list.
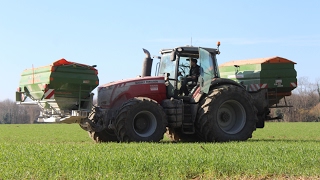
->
[217, 41, 221, 54]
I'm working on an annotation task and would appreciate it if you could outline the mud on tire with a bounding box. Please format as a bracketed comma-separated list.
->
[196, 85, 257, 142]
[114, 97, 167, 142]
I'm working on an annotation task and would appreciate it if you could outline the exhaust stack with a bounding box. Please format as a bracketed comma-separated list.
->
[141, 48, 153, 77]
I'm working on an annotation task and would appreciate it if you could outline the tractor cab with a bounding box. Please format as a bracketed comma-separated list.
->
[157, 45, 221, 99]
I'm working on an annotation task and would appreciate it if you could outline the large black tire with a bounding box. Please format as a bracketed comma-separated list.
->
[114, 97, 167, 142]
[196, 85, 257, 142]
[88, 129, 118, 143]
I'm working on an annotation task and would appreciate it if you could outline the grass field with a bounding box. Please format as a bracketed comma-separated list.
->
[0, 122, 319, 179]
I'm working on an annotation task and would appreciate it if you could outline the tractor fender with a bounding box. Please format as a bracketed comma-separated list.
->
[193, 78, 245, 103]
[210, 78, 245, 90]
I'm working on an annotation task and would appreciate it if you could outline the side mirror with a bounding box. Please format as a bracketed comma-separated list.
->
[170, 50, 176, 61]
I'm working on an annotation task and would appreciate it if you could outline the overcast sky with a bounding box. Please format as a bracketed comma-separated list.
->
[1, 0, 319, 101]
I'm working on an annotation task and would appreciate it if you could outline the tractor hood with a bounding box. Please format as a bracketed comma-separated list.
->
[97, 76, 167, 109]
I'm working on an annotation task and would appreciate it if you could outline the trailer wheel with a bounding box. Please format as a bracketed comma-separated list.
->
[196, 85, 257, 142]
[114, 97, 167, 142]
[88, 129, 118, 143]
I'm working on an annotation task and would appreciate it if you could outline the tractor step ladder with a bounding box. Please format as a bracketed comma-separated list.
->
[181, 104, 195, 134]
[182, 123, 195, 134]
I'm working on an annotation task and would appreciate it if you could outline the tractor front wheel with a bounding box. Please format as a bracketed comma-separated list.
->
[114, 97, 167, 142]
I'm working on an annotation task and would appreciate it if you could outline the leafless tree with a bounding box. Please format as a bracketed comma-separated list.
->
[277, 77, 320, 122]
[0, 99, 40, 124]
[316, 77, 320, 103]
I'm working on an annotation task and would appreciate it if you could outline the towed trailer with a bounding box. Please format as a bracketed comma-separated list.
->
[16, 59, 99, 123]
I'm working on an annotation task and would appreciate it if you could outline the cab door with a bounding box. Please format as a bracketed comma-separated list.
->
[198, 48, 215, 94]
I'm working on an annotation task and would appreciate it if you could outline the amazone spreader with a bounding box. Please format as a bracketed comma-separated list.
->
[16, 59, 99, 122]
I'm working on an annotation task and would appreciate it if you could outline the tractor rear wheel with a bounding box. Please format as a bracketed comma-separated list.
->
[88, 129, 118, 143]
[114, 97, 167, 142]
[196, 85, 257, 142]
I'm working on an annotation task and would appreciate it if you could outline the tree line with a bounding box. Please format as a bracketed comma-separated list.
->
[0, 77, 319, 124]
[274, 77, 320, 122]
[0, 99, 40, 124]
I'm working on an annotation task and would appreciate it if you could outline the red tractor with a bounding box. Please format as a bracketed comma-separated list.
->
[80, 43, 259, 142]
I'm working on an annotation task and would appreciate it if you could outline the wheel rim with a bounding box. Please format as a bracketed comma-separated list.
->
[217, 100, 246, 134]
[133, 111, 157, 137]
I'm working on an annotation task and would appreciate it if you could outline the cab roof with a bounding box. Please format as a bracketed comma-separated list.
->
[160, 46, 218, 55]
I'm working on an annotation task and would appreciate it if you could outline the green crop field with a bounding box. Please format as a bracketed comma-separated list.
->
[0, 122, 319, 180]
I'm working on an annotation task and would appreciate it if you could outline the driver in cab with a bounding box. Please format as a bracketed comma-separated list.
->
[179, 58, 200, 96]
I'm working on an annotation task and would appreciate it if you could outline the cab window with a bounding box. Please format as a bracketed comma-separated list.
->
[158, 53, 176, 78]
